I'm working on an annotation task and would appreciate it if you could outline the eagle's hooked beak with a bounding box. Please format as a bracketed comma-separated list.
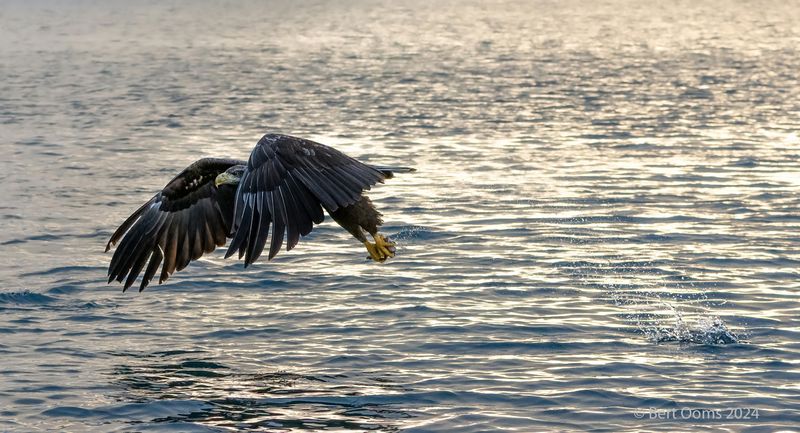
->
[215, 172, 241, 187]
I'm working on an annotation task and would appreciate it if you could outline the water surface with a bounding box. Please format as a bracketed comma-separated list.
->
[2, 0, 800, 431]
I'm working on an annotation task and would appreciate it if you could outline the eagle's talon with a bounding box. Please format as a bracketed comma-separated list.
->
[371, 234, 396, 259]
[363, 241, 386, 262]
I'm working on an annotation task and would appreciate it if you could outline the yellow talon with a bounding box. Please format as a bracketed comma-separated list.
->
[373, 234, 396, 259]
[363, 241, 386, 262]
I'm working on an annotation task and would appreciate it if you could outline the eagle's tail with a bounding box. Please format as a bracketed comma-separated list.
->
[370, 165, 416, 179]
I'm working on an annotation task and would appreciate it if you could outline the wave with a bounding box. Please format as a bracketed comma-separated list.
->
[0, 290, 58, 305]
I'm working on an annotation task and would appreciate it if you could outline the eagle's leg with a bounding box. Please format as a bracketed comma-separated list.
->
[329, 195, 394, 262]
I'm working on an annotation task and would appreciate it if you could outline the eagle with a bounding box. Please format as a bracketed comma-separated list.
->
[105, 133, 415, 292]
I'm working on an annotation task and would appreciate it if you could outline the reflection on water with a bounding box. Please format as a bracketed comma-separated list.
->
[2, 0, 800, 431]
[109, 350, 406, 431]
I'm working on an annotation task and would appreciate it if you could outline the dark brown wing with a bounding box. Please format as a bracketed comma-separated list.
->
[106, 158, 245, 292]
[225, 133, 386, 266]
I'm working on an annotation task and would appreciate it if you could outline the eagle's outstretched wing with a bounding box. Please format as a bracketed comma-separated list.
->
[106, 158, 245, 291]
[225, 134, 387, 266]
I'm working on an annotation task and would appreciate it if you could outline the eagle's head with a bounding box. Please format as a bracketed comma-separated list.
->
[214, 165, 246, 187]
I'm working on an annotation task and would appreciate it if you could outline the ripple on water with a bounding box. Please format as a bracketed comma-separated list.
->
[0, 290, 58, 305]
[85, 352, 413, 431]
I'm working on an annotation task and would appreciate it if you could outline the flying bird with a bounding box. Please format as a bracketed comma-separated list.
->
[106, 133, 415, 292]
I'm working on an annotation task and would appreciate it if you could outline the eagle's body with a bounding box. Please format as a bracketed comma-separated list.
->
[106, 133, 413, 292]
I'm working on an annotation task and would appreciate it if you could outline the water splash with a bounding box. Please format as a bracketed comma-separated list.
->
[576, 260, 745, 345]
[610, 282, 744, 345]
[642, 306, 742, 345]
